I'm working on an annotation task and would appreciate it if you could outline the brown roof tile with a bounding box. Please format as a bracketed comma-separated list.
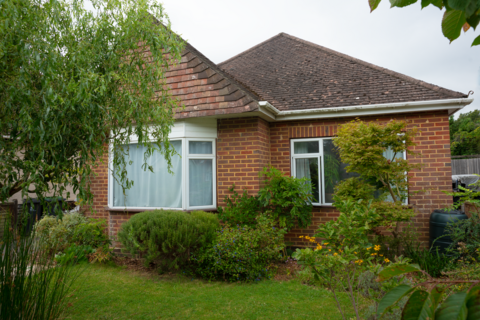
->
[219, 33, 467, 111]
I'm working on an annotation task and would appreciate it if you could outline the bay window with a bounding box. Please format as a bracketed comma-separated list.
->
[110, 138, 216, 210]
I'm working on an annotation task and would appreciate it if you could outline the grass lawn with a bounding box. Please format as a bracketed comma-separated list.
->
[63, 263, 370, 320]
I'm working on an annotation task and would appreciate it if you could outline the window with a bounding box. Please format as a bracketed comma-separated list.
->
[291, 138, 406, 205]
[110, 138, 216, 210]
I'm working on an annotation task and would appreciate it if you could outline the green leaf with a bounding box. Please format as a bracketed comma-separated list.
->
[442, 9, 467, 42]
[370, 0, 383, 11]
[448, 0, 469, 11]
[377, 285, 414, 318]
[466, 14, 480, 29]
[466, 285, 480, 320]
[377, 264, 422, 282]
[390, 0, 418, 7]
[472, 35, 480, 46]
[421, 0, 433, 8]
[436, 291, 468, 320]
[402, 290, 435, 320]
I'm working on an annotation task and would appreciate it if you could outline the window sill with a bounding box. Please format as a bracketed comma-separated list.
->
[104, 207, 218, 213]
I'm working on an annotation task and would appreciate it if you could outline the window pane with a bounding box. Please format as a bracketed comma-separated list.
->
[189, 141, 212, 154]
[113, 141, 182, 208]
[189, 159, 213, 207]
[323, 139, 357, 203]
[294, 141, 319, 154]
[295, 158, 319, 203]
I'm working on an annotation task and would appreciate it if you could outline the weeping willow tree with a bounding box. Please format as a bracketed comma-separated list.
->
[0, 0, 185, 207]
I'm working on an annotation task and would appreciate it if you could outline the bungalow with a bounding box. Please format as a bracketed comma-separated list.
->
[85, 32, 473, 246]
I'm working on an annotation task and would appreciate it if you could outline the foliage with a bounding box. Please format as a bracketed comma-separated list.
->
[403, 243, 454, 277]
[192, 215, 286, 282]
[444, 215, 480, 261]
[220, 166, 313, 230]
[117, 210, 219, 271]
[0, 0, 185, 207]
[55, 244, 95, 265]
[324, 153, 341, 192]
[333, 177, 376, 203]
[0, 213, 79, 320]
[450, 110, 480, 155]
[334, 119, 418, 238]
[217, 184, 261, 227]
[257, 166, 313, 229]
[444, 175, 480, 218]
[315, 199, 381, 252]
[35, 212, 110, 255]
[376, 262, 480, 320]
[373, 221, 420, 260]
[368, 0, 480, 47]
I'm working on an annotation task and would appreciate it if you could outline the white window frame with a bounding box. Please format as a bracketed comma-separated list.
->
[290, 137, 408, 206]
[108, 138, 216, 211]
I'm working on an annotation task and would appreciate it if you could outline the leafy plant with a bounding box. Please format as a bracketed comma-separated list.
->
[192, 215, 286, 282]
[444, 215, 480, 262]
[403, 243, 454, 278]
[55, 244, 95, 265]
[334, 119, 418, 239]
[34, 213, 110, 255]
[0, 0, 185, 208]
[117, 210, 219, 271]
[0, 213, 79, 320]
[368, 1, 480, 47]
[333, 177, 376, 203]
[217, 184, 261, 227]
[376, 263, 480, 320]
[257, 166, 313, 229]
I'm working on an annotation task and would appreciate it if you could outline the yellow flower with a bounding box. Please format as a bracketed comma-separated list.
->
[374, 245, 381, 251]
[366, 247, 371, 250]
[324, 242, 329, 245]
[299, 236, 304, 238]
[328, 249, 331, 252]
[384, 258, 390, 263]
[333, 253, 338, 256]
[379, 254, 383, 257]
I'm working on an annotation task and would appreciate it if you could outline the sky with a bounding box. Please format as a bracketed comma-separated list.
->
[159, 0, 480, 118]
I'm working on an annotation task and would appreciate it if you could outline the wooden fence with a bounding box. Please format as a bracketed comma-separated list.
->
[451, 157, 480, 175]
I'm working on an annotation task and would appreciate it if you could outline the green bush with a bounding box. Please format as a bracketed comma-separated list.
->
[333, 177, 375, 203]
[217, 184, 261, 227]
[219, 166, 313, 230]
[117, 210, 219, 271]
[403, 243, 454, 278]
[55, 244, 95, 265]
[192, 215, 286, 282]
[34, 212, 110, 255]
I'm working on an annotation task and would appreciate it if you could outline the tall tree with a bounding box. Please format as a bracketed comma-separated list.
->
[0, 0, 185, 206]
[450, 110, 480, 155]
[369, 0, 480, 47]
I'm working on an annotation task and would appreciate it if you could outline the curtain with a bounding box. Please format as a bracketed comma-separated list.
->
[295, 158, 319, 203]
[113, 141, 182, 208]
[189, 159, 213, 206]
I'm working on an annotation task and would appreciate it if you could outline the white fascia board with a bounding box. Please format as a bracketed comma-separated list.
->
[258, 98, 474, 121]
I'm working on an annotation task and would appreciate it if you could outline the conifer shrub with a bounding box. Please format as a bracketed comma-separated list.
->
[191, 215, 286, 282]
[117, 210, 219, 271]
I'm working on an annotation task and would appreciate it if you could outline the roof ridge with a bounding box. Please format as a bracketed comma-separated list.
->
[218, 33, 286, 67]
[279, 33, 466, 99]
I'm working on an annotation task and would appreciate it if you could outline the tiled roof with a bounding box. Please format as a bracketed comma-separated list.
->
[163, 41, 260, 119]
[218, 33, 467, 111]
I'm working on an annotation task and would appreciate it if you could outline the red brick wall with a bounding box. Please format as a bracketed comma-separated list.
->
[83, 146, 109, 221]
[85, 111, 452, 248]
[216, 117, 270, 205]
[269, 111, 453, 246]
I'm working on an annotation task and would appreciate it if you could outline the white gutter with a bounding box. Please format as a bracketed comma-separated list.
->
[258, 98, 473, 121]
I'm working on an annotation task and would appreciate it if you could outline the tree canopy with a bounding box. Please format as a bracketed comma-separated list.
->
[0, 0, 185, 206]
[450, 110, 480, 155]
[369, 0, 480, 47]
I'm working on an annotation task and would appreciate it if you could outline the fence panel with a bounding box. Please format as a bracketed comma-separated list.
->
[452, 158, 480, 175]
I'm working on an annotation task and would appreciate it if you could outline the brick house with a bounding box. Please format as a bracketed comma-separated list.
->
[86, 32, 473, 246]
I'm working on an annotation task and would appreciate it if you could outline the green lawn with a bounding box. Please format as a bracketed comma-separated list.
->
[63, 263, 370, 320]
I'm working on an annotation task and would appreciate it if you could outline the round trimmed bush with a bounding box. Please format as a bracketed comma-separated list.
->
[117, 210, 219, 271]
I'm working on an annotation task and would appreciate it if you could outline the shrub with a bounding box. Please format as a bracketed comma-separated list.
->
[55, 244, 95, 265]
[219, 166, 313, 230]
[35, 212, 88, 254]
[403, 243, 454, 278]
[217, 184, 261, 227]
[34, 212, 110, 255]
[258, 166, 313, 229]
[117, 210, 219, 271]
[333, 177, 375, 203]
[1, 213, 79, 320]
[192, 215, 286, 282]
